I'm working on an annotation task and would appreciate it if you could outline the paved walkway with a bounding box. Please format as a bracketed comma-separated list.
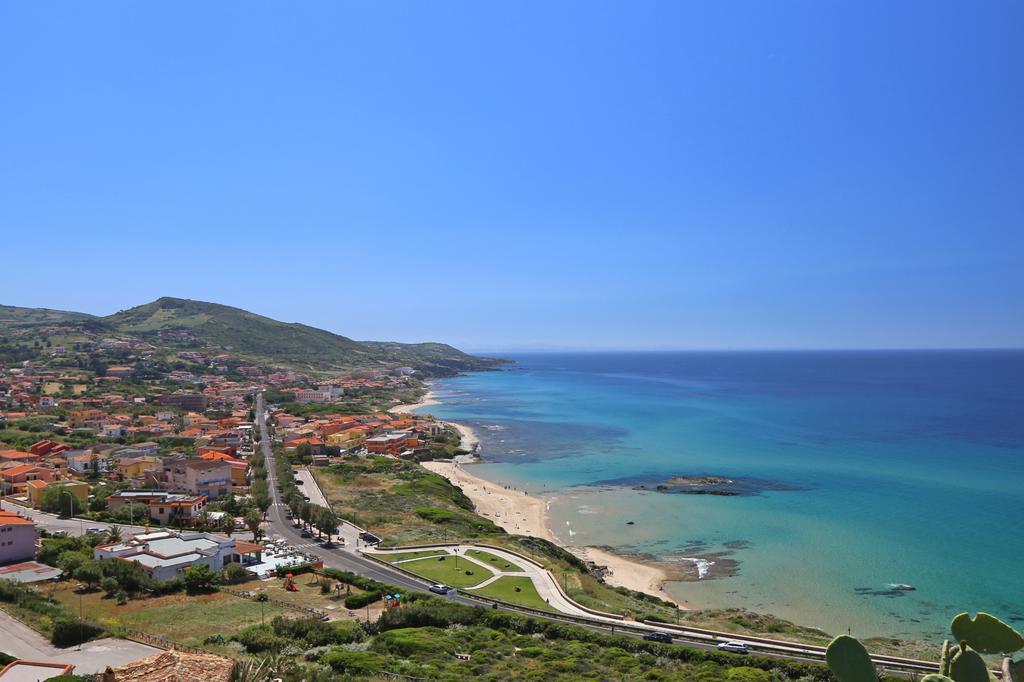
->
[369, 544, 597, 617]
[0, 610, 160, 674]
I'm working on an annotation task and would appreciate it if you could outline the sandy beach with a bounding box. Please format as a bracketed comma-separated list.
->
[390, 387, 439, 414]
[422, 460, 553, 541]
[421, 459, 682, 607]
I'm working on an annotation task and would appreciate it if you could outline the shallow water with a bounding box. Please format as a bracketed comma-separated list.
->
[417, 350, 1024, 639]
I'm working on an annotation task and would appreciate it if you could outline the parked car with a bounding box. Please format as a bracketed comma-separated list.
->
[358, 531, 380, 544]
[51, 530, 68, 537]
[717, 641, 750, 654]
[429, 584, 451, 595]
[302, 495, 310, 501]
[643, 631, 673, 643]
[85, 527, 105, 535]
[295, 479, 304, 485]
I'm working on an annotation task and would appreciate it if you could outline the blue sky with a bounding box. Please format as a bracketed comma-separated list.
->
[1, 2, 1021, 350]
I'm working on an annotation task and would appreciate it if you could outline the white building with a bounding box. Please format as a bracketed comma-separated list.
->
[94, 531, 238, 581]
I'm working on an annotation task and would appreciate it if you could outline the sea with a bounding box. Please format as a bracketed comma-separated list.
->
[415, 351, 1024, 640]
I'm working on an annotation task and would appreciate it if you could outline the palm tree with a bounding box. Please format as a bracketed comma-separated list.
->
[244, 509, 262, 542]
[220, 514, 235, 537]
[106, 524, 123, 543]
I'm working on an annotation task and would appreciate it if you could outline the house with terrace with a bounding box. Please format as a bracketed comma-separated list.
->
[93, 530, 244, 581]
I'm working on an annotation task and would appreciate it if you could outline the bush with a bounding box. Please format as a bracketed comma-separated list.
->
[51, 617, 103, 647]
[319, 650, 388, 675]
[234, 624, 288, 653]
[222, 563, 251, 585]
[345, 591, 383, 609]
[183, 564, 219, 593]
[99, 576, 119, 596]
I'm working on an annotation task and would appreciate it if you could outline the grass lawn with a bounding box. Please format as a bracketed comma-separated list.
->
[398, 556, 494, 588]
[468, 576, 554, 612]
[49, 585, 289, 647]
[466, 549, 523, 571]
[377, 549, 450, 563]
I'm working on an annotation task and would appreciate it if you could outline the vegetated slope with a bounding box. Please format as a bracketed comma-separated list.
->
[360, 340, 501, 376]
[102, 297, 501, 375]
[0, 304, 99, 328]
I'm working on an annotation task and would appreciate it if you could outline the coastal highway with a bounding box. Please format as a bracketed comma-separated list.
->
[253, 393, 942, 677]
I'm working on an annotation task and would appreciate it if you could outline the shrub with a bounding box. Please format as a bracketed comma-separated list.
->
[319, 650, 388, 675]
[99, 576, 119, 596]
[222, 563, 251, 585]
[345, 591, 383, 609]
[51, 617, 103, 647]
[234, 624, 287, 653]
[183, 564, 219, 593]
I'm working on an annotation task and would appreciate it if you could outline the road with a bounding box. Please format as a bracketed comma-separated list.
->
[1, 499, 149, 538]
[253, 393, 940, 676]
[0, 609, 160, 674]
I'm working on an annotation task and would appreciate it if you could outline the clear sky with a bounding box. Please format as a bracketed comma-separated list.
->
[2, 2, 1021, 351]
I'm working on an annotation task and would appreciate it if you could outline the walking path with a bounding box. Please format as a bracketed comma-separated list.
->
[368, 544, 596, 617]
[0, 610, 160, 674]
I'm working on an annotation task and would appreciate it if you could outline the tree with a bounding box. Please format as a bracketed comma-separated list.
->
[220, 514, 235, 537]
[74, 561, 103, 589]
[183, 564, 219, 593]
[100, 576, 119, 597]
[40, 487, 84, 516]
[315, 507, 339, 544]
[106, 525, 123, 543]
[244, 509, 263, 542]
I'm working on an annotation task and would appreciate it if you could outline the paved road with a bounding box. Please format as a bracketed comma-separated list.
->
[0, 609, 159, 674]
[1, 500, 148, 538]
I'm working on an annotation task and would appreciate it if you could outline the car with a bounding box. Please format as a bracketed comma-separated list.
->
[295, 479, 304, 485]
[428, 584, 451, 595]
[51, 530, 68, 537]
[302, 495, 310, 501]
[85, 527, 105, 535]
[717, 641, 750, 654]
[643, 631, 673, 643]
[320, 540, 338, 549]
[300, 529, 312, 538]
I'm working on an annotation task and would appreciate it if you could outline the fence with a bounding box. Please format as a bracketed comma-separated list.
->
[219, 586, 328, 621]
[116, 626, 208, 656]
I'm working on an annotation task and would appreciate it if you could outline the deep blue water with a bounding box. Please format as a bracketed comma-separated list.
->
[420, 351, 1024, 639]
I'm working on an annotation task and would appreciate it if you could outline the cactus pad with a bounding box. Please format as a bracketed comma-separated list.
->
[951, 613, 1024, 655]
[825, 635, 877, 682]
[949, 643, 990, 682]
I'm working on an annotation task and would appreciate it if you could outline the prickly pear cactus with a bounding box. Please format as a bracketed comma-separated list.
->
[951, 612, 1024, 655]
[825, 635, 877, 682]
[940, 639, 952, 676]
[949, 642, 990, 682]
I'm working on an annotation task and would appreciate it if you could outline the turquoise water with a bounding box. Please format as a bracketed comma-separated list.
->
[418, 351, 1024, 639]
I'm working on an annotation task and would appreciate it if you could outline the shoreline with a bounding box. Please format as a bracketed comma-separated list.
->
[391, 383, 481, 454]
[421, 459, 683, 608]
[390, 385, 440, 414]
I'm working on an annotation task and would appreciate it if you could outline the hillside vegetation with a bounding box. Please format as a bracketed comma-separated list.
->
[1, 297, 503, 376]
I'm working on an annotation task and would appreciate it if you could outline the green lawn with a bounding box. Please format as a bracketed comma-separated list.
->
[468, 576, 554, 612]
[398, 556, 494, 588]
[377, 549, 450, 563]
[466, 549, 523, 571]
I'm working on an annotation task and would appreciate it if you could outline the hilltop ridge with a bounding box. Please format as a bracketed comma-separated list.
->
[0, 297, 503, 376]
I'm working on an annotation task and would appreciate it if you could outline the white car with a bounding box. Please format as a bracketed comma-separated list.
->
[717, 641, 750, 654]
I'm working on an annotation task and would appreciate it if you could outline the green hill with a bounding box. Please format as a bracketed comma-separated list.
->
[1, 297, 502, 376]
[0, 304, 100, 327]
[102, 297, 501, 375]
